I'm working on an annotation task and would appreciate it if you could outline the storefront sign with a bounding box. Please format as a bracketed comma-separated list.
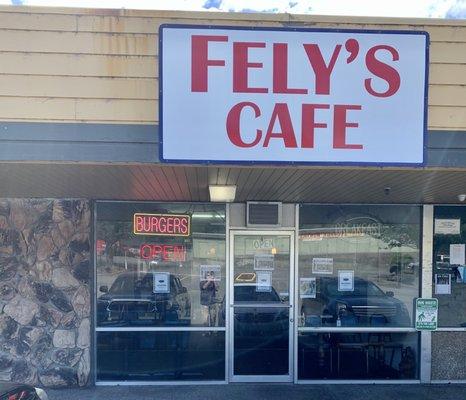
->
[252, 238, 274, 249]
[415, 298, 438, 330]
[140, 244, 187, 262]
[160, 25, 428, 165]
[133, 213, 190, 236]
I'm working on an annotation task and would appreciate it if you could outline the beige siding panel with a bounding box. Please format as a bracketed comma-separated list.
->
[75, 99, 157, 122]
[0, 11, 463, 44]
[0, 26, 460, 60]
[0, 12, 77, 31]
[0, 29, 157, 55]
[429, 106, 466, 129]
[429, 86, 466, 107]
[430, 64, 466, 85]
[77, 15, 285, 34]
[430, 42, 466, 63]
[0, 52, 157, 77]
[0, 97, 75, 120]
[0, 75, 157, 99]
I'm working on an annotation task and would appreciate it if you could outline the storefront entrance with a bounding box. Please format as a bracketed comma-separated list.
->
[229, 231, 294, 382]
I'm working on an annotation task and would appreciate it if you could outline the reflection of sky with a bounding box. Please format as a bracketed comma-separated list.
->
[2, 0, 465, 19]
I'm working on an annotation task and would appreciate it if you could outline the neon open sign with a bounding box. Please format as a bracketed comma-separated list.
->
[133, 213, 191, 236]
[140, 244, 187, 262]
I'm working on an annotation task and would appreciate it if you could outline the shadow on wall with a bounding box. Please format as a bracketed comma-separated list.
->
[0, 199, 91, 388]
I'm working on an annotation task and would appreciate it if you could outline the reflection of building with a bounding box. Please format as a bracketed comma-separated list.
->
[0, 4, 465, 390]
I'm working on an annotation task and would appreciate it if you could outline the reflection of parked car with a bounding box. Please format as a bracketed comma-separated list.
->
[301, 277, 411, 327]
[97, 272, 191, 326]
[218, 283, 288, 333]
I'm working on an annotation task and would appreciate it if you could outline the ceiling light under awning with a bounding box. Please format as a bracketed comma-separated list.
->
[209, 185, 236, 202]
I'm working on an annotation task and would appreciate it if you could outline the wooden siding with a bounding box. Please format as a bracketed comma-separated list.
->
[0, 6, 465, 129]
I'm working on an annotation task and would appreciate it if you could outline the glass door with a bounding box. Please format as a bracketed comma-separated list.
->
[229, 231, 294, 382]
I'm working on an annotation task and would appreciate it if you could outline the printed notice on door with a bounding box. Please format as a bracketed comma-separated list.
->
[312, 258, 333, 275]
[435, 219, 461, 235]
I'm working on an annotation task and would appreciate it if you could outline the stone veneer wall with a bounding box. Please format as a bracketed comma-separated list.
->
[432, 332, 466, 381]
[0, 199, 91, 387]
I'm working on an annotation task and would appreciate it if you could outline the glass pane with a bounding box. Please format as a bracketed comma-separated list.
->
[298, 332, 419, 380]
[298, 205, 420, 328]
[233, 235, 290, 304]
[97, 331, 225, 381]
[433, 206, 466, 327]
[234, 307, 289, 375]
[96, 202, 226, 327]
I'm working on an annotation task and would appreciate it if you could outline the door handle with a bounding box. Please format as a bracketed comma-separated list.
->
[290, 318, 294, 323]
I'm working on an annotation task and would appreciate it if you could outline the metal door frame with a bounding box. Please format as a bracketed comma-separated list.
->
[228, 230, 295, 383]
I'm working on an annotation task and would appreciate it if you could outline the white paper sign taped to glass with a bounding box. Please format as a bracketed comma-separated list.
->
[200, 265, 221, 282]
[312, 258, 333, 274]
[435, 219, 461, 235]
[153, 272, 170, 294]
[160, 25, 428, 165]
[256, 271, 272, 292]
[338, 270, 354, 291]
[449, 243, 465, 265]
[254, 254, 275, 271]
[300, 277, 317, 298]
[435, 273, 451, 295]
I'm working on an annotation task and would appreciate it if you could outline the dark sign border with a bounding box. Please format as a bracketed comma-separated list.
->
[159, 24, 429, 167]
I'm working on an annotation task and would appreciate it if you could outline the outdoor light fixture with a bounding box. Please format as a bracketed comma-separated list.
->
[458, 194, 466, 202]
[209, 185, 236, 202]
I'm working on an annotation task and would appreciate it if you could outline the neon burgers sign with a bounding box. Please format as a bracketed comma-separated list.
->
[133, 213, 191, 237]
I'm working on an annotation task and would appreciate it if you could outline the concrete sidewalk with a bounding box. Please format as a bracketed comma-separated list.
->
[47, 384, 466, 400]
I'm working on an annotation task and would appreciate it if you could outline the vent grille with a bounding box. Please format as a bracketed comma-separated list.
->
[247, 202, 282, 227]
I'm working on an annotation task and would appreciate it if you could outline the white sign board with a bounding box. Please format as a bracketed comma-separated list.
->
[450, 244, 465, 265]
[160, 25, 428, 165]
[254, 254, 275, 271]
[338, 270, 354, 291]
[256, 271, 272, 292]
[312, 257, 334, 274]
[435, 219, 461, 235]
[153, 272, 170, 294]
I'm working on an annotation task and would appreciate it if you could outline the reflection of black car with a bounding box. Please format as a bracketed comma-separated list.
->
[97, 272, 191, 326]
[301, 277, 411, 327]
[233, 284, 289, 336]
[217, 283, 289, 335]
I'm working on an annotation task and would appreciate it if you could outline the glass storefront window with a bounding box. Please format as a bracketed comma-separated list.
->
[433, 206, 466, 327]
[298, 332, 419, 380]
[97, 331, 225, 381]
[298, 205, 421, 328]
[96, 202, 226, 328]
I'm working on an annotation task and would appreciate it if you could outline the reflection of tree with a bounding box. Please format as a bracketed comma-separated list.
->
[97, 221, 131, 267]
[378, 224, 419, 250]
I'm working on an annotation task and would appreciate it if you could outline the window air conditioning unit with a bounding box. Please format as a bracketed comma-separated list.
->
[246, 202, 282, 228]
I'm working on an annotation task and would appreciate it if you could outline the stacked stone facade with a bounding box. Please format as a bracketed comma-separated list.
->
[0, 199, 91, 387]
